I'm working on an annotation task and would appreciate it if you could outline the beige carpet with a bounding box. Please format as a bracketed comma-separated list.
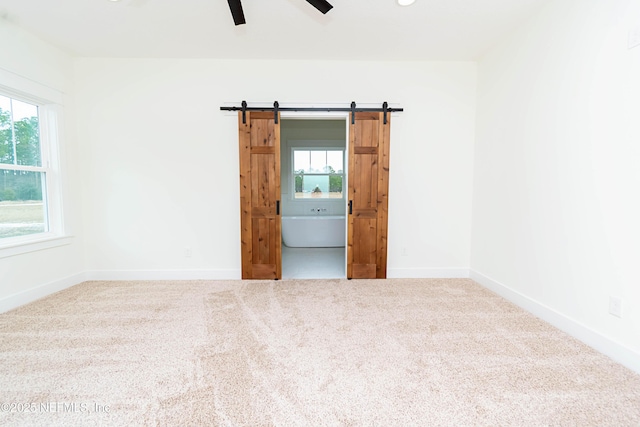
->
[0, 279, 639, 426]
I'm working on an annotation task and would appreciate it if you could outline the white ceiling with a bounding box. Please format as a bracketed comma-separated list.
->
[0, 0, 550, 60]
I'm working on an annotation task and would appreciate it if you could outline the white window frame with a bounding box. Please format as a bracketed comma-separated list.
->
[0, 73, 71, 258]
[290, 147, 346, 202]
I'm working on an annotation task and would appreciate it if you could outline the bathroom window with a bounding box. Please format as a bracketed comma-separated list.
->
[292, 149, 344, 199]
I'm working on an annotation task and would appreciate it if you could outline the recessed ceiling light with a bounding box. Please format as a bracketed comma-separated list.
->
[397, 0, 415, 5]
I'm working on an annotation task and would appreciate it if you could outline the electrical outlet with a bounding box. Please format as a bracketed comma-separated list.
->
[609, 296, 623, 318]
[185, 247, 192, 258]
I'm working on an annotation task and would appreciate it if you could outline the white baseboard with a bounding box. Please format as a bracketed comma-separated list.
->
[0, 272, 86, 314]
[87, 268, 466, 281]
[84, 269, 241, 281]
[388, 268, 469, 279]
[470, 270, 640, 375]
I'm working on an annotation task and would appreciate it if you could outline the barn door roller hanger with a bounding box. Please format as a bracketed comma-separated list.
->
[220, 101, 404, 125]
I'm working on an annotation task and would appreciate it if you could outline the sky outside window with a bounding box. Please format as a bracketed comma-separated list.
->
[294, 150, 343, 173]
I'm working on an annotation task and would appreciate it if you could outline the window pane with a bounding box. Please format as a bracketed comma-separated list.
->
[13, 100, 41, 167]
[0, 95, 41, 167]
[0, 170, 47, 239]
[293, 150, 310, 173]
[310, 151, 326, 172]
[0, 96, 10, 112]
[0, 96, 11, 165]
[305, 175, 329, 193]
[329, 175, 343, 196]
[294, 175, 343, 199]
[326, 150, 343, 173]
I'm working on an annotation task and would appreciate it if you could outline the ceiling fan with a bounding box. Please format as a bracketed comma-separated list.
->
[227, 0, 333, 26]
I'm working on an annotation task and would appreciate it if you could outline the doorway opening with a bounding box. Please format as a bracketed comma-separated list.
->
[279, 117, 348, 279]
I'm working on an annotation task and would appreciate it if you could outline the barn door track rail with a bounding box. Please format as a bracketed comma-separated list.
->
[220, 101, 403, 125]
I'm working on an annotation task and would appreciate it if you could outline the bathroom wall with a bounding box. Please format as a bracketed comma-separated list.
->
[280, 119, 347, 217]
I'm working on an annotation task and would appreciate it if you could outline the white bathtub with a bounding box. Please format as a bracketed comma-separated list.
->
[282, 216, 346, 248]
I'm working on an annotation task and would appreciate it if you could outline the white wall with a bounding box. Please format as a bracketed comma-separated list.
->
[74, 59, 476, 279]
[472, 0, 640, 369]
[0, 21, 84, 307]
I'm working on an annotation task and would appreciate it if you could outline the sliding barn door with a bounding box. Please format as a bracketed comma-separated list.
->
[238, 111, 282, 280]
[347, 112, 391, 279]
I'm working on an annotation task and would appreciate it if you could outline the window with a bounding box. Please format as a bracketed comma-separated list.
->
[0, 92, 57, 244]
[293, 149, 344, 199]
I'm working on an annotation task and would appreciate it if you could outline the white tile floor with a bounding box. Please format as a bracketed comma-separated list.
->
[281, 246, 346, 279]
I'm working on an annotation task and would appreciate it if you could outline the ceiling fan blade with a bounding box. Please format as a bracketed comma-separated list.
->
[227, 0, 246, 25]
[305, 0, 333, 14]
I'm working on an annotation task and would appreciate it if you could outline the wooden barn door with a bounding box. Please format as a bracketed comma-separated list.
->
[238, 111, 282, 280]
[347, 112, 390, 279]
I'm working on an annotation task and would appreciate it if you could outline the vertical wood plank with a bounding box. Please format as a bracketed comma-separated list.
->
[347, 116, 356, 279]
[274, 113, 282, 279]
[377, 114, 391, 278]
[239, 111, 252, 279]
[250, 155, 259, 208]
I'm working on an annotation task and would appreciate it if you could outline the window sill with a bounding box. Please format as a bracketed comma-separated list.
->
[0, 234, 74, 259]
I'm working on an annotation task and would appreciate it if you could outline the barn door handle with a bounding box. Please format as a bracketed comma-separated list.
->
[276, 200, 280, 215]
[349, 200, 353, 215]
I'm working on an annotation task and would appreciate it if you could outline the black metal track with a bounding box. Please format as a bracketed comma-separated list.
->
[221, 101, 403, 125]
[227, 0, 246, 26]
[220, 104, 403, 114]
[305, 0, 333, 14]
